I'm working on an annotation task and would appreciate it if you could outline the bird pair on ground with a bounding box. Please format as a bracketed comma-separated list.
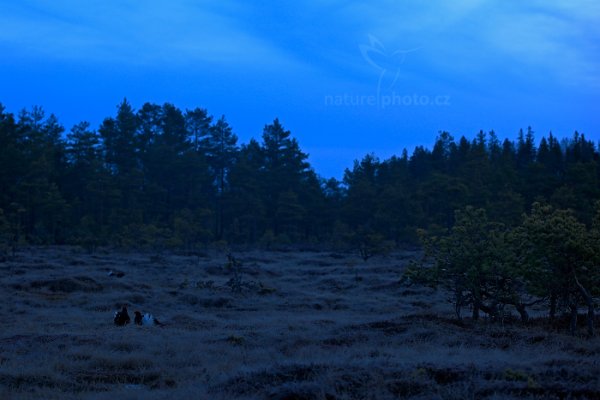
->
[114, 306, 164, 326]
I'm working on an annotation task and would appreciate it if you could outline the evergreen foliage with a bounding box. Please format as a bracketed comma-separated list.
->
[1, 100, 599, 253]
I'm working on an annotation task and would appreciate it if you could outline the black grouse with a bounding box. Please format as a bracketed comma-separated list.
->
[134, 311, 143, 325]
[133, 311, 164, 327]
[114, 306, 130, 326]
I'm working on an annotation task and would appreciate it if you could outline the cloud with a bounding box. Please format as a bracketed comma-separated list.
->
[485, 10, 599, 88]
[1, 0, 598, 91]
[333, 0, 600, 89]
[0, 0, 306, 71]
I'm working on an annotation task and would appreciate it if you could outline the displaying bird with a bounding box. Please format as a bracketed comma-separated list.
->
[113, 306, 130, 326]
[134, 311, 143, 325]
[133, 311, 164, 327]
[143, 313, 164, 326]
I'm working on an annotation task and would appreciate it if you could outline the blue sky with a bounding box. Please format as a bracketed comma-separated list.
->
[1, 0, 599, 178]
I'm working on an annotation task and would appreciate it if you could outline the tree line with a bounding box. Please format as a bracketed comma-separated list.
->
[0, 99, 599, 253]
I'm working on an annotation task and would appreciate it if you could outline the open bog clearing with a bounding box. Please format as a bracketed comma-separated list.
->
[0, 247, 599, 399]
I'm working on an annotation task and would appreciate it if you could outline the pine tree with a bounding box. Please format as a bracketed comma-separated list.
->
[185, 107, 212, 151]
[261, 118, 310, 235]
[13, 107, 68, 242]
[226, 139, 266, 243]
[65, 121, 105, 235]
[520, 203, 597, 335]
[100, 99, 138, 175]
[0, 104, 20, 213]
[201, 115, 238, 239]
[516, 127, 536, 168]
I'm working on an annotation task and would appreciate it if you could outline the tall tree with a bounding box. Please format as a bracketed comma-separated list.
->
[261, 118, 310, 236]
[226, 139, 266, 243]
[185, 107, 212, 151]
[0, 104, 19, 211]
[13, 107, 68, 242]
[516, 126, 536, 168]
[203, 116, 238, 195]
[100, 99, 138, 175]
[201, 115, 238, 239]
[64, 121, 106, 231]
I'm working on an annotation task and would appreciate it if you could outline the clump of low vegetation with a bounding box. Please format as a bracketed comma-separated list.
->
[356, 231, 394, 262]
[226, 253, 244, 293]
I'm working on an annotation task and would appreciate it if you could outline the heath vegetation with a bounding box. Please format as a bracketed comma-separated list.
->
[1, 247, 599, 399]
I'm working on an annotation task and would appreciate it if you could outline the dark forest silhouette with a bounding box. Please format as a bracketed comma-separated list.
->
[0, 99, 599, 249]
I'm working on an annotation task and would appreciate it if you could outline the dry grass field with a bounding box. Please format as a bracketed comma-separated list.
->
[0, 247, 598, 399]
